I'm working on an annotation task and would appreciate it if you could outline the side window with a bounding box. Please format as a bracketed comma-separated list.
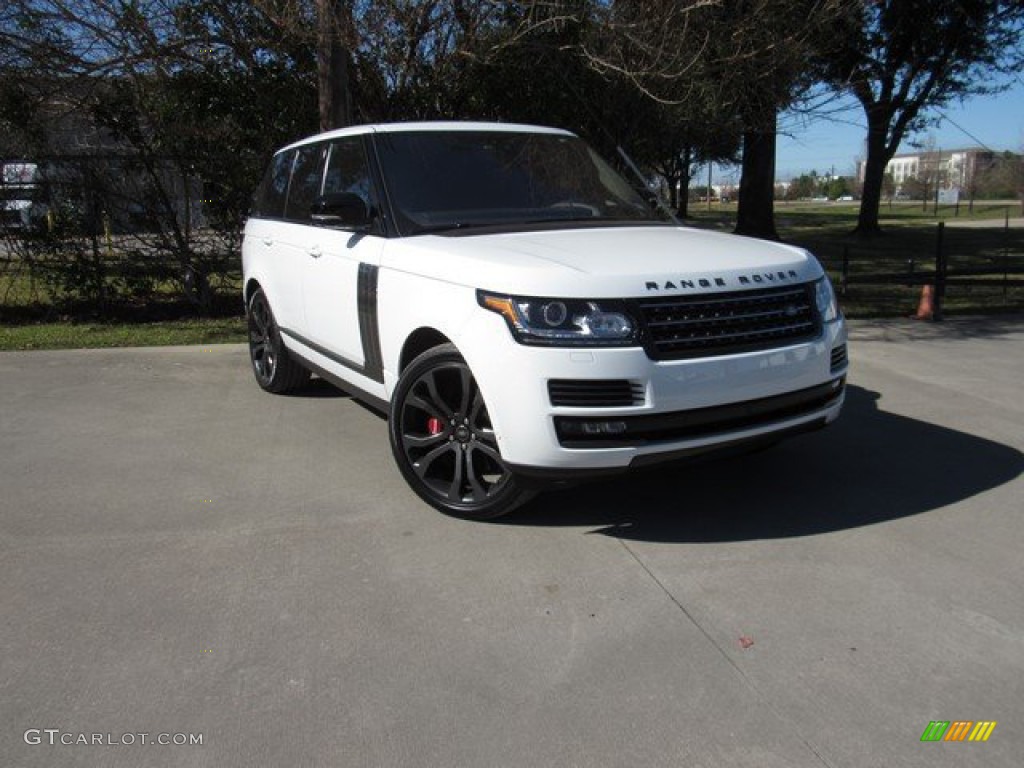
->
[284, 144, 327, 222]
[323, 138, 376, 210]
[253, 150, 293, 219]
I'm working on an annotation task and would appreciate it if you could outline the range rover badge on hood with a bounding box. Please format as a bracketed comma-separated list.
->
[645, 270, 800, 291]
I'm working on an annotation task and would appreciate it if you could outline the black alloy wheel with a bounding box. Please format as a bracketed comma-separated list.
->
[246, 287, 309, 394]
[389, 344, 530, 519]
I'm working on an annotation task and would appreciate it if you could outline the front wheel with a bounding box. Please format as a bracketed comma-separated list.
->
[389, 344, 532, 519]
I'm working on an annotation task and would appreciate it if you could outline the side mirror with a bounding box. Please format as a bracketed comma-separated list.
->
[311, 193, 372, 230]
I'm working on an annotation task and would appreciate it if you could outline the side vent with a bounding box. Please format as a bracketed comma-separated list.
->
[830, 344, 848, 373]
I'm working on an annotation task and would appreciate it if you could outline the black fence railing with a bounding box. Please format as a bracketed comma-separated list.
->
[832, 220, 1024, 320]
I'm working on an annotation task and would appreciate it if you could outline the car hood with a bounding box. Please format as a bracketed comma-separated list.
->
[382, 224, 821, 297]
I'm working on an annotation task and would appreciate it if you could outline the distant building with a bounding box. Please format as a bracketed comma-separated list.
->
[858, 147, 996, 195]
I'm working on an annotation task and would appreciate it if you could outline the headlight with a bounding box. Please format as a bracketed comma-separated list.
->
[814, 276, 839, 323]
[478, 291, 638, 346]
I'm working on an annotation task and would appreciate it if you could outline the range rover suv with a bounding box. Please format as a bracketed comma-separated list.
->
[242, 122, 847, 519]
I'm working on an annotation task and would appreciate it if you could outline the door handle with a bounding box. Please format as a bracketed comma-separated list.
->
[262, 237, 273, 246]
[309, 246, 322, 259]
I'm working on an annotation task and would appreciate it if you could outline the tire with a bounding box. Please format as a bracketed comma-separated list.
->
[246, 287, 310, 394]
[389, 344, 532, 519]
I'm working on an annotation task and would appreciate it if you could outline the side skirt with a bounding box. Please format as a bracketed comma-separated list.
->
[289, 349, 389, 415]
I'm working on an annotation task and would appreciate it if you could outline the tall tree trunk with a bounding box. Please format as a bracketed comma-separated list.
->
[665, 171, 679, 212]
[676, 188, 689, 219]
[735, 118, 778, 240]
[316, 0, 353, 132]
[676, 146, 692, 219]
[854, 109, 893, 235]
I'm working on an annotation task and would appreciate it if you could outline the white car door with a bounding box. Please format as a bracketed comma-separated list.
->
[299, 136, 384, 380]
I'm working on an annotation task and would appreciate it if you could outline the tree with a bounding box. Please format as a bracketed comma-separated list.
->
[658, 133, 741, 219]
[437, 2, 733, 217]
[900, 176, 926, 200]
[577, 0, 846, 239]
[315, 0, 354, 130]
[787, 172, 819, 200]
[974, 151, 1024, 203]
[825, 176, 852, 199]
[1, 0, 318, 310]
[824, 1, 1024, 234]
[913, 139, 943, 210]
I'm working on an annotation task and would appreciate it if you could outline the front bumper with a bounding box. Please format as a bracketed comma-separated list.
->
[462, 312, 848, 472]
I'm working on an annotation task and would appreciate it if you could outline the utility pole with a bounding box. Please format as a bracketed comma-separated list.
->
[707, 162, 712, 212]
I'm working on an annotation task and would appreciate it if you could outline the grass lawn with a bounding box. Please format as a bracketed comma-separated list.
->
[0, 317, 247, 351]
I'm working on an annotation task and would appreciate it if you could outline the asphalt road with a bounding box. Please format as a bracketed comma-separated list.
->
[1, 317, 1022, 768]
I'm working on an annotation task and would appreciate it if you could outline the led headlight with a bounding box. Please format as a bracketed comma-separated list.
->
[478, 291, 638, 346]
[814, 276, 839, 323]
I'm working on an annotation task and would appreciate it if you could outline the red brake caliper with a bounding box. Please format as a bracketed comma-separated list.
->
[426, 417, 443, 436]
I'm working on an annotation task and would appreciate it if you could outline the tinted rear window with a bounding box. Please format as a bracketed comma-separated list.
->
[253, 151, 293, 219]
[285, 144, 327, 222]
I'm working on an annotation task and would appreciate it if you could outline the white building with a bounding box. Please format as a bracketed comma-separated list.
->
[859, 147, 994, 193]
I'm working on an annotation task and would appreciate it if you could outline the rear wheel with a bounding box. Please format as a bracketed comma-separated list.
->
[389, 344, 531, 519]
[247, 287, 310, 394]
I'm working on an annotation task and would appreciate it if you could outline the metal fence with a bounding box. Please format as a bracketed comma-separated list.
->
[829, 216, 1024, 319]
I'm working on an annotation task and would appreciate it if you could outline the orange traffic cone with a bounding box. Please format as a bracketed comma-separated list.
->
[913, 284, 934, 320]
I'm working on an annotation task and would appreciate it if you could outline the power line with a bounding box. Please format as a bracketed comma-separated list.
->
[933, 109, 999, 153]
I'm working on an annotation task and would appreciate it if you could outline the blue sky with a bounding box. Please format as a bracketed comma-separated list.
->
[772, 76, 1024, 181]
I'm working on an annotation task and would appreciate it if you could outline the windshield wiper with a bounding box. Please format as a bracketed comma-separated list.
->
[519, 214, 651, 225]
[408, 222, 479, 235]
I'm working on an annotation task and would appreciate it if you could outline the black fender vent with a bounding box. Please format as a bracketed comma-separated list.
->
[830, 344, 848, 373]
[548, 379, 645, 408]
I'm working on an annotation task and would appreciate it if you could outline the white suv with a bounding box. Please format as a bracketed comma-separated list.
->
[242, 122, 847, 518]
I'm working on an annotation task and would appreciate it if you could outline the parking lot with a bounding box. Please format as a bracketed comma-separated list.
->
[1, 316, 1022, 767]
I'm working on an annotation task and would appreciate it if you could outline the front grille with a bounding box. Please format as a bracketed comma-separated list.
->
[548, 379, 645, 408]
[636, 284, 819, 360]
[830, 344, 848, 372]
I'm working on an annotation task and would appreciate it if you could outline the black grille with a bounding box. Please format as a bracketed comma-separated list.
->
[830, 344, 848, 372]
[548, 379, 645, 408]
[636, 284, 819, 360]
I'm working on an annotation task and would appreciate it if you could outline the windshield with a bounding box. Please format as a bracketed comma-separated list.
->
[373, 130, 658, 235]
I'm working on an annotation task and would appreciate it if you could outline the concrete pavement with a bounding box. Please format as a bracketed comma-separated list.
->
[1, 316, 1022, 767]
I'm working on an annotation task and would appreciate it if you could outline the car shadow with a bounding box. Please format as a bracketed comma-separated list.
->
[499, 385, 1023, 542]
